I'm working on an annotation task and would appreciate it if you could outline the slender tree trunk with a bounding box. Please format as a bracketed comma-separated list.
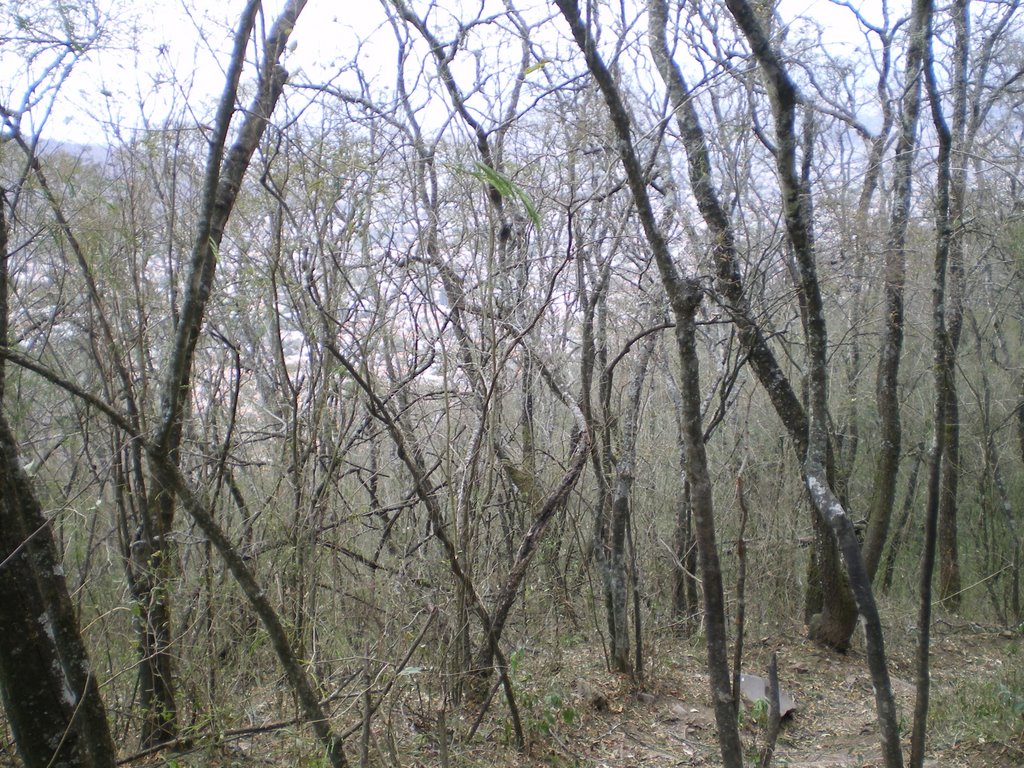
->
[723, 1, 904, 763]
[836, 22, 896, 508]
[555, 3, 744, 763]
[937, 395, 962, 607]
[647, 0, 857, 650]
[606, 330, 657, 675]
[160, 457, 348, 767]
[970, 312, 1024, 624]
[863, 0, 930, 582]
[582, 263, 625, 671]
[665, 355, 699, 631]
[911, 4, 952, 764]
[671, 463, 700, 631]
[389, 0, 584, 685]
[937, 0, 971, 610]
[469, 359, 589, 673]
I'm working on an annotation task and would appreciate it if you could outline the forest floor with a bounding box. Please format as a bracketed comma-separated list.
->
[108, 614, 1024, 768]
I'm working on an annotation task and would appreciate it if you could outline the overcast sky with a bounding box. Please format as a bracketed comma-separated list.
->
[1, 0, 879, 146]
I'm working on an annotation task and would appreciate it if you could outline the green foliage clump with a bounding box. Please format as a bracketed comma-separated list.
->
[931, 661, 1024, 747]
[506, 649, 578, 745]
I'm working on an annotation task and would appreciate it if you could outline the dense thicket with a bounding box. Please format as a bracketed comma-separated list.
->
[2, 0, 1023, 765]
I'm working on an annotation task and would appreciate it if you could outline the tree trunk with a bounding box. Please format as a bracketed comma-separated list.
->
[936, 0, 970, 611]
[672, 478, 700, 632]
[0, 193, 116, 768]
[555, 3, 744, 763]
[469, 359, 589, 674]
[606, 330, 657, 674]
[863, 0, 929, 582]
[664, 366, 701, 635]
[937, 395, 962, 608]
[913, 7, 967, 761]
[127, 515, 177, 747]
[806, 508, 859, 650]
[647, 0, 857, 650]
[970, 310, 1024, 624]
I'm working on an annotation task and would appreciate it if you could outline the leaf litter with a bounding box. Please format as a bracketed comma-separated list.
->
[97, 618, 1023, 768]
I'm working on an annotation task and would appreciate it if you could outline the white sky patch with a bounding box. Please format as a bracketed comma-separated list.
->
[3, 0, 912, 146]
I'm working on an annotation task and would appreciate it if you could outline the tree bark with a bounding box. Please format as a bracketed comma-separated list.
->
[555, 2, 744, 764]
[723, 1, 904, 763]
[0, 190, 116, 768]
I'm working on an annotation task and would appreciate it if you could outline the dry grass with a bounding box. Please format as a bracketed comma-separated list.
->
[97, 613, 1024, 768]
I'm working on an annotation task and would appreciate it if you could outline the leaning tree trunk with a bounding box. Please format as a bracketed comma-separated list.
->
[555, 2, 744, 763]
[834, 18, 896, 510]
[647, 0, 857, 650]
[0, 191, 117, 768]
[881, 442, 926, 595]
[724, 0, 906, 763]
[470, 356, 590, 676]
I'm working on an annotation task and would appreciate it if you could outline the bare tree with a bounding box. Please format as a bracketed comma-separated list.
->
[0, 186, 117, 768]
[723, 0, 905, 763]
[555, 1, 744, 764]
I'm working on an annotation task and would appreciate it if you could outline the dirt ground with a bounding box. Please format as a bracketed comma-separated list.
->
[101, 617, 1023, 768]
[5, 618, 1019, 767]
[533, 620, 1023, 768]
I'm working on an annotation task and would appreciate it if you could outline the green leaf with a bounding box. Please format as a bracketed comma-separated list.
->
[468, 161, 541, 230]
[524, 58, 550, 75]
